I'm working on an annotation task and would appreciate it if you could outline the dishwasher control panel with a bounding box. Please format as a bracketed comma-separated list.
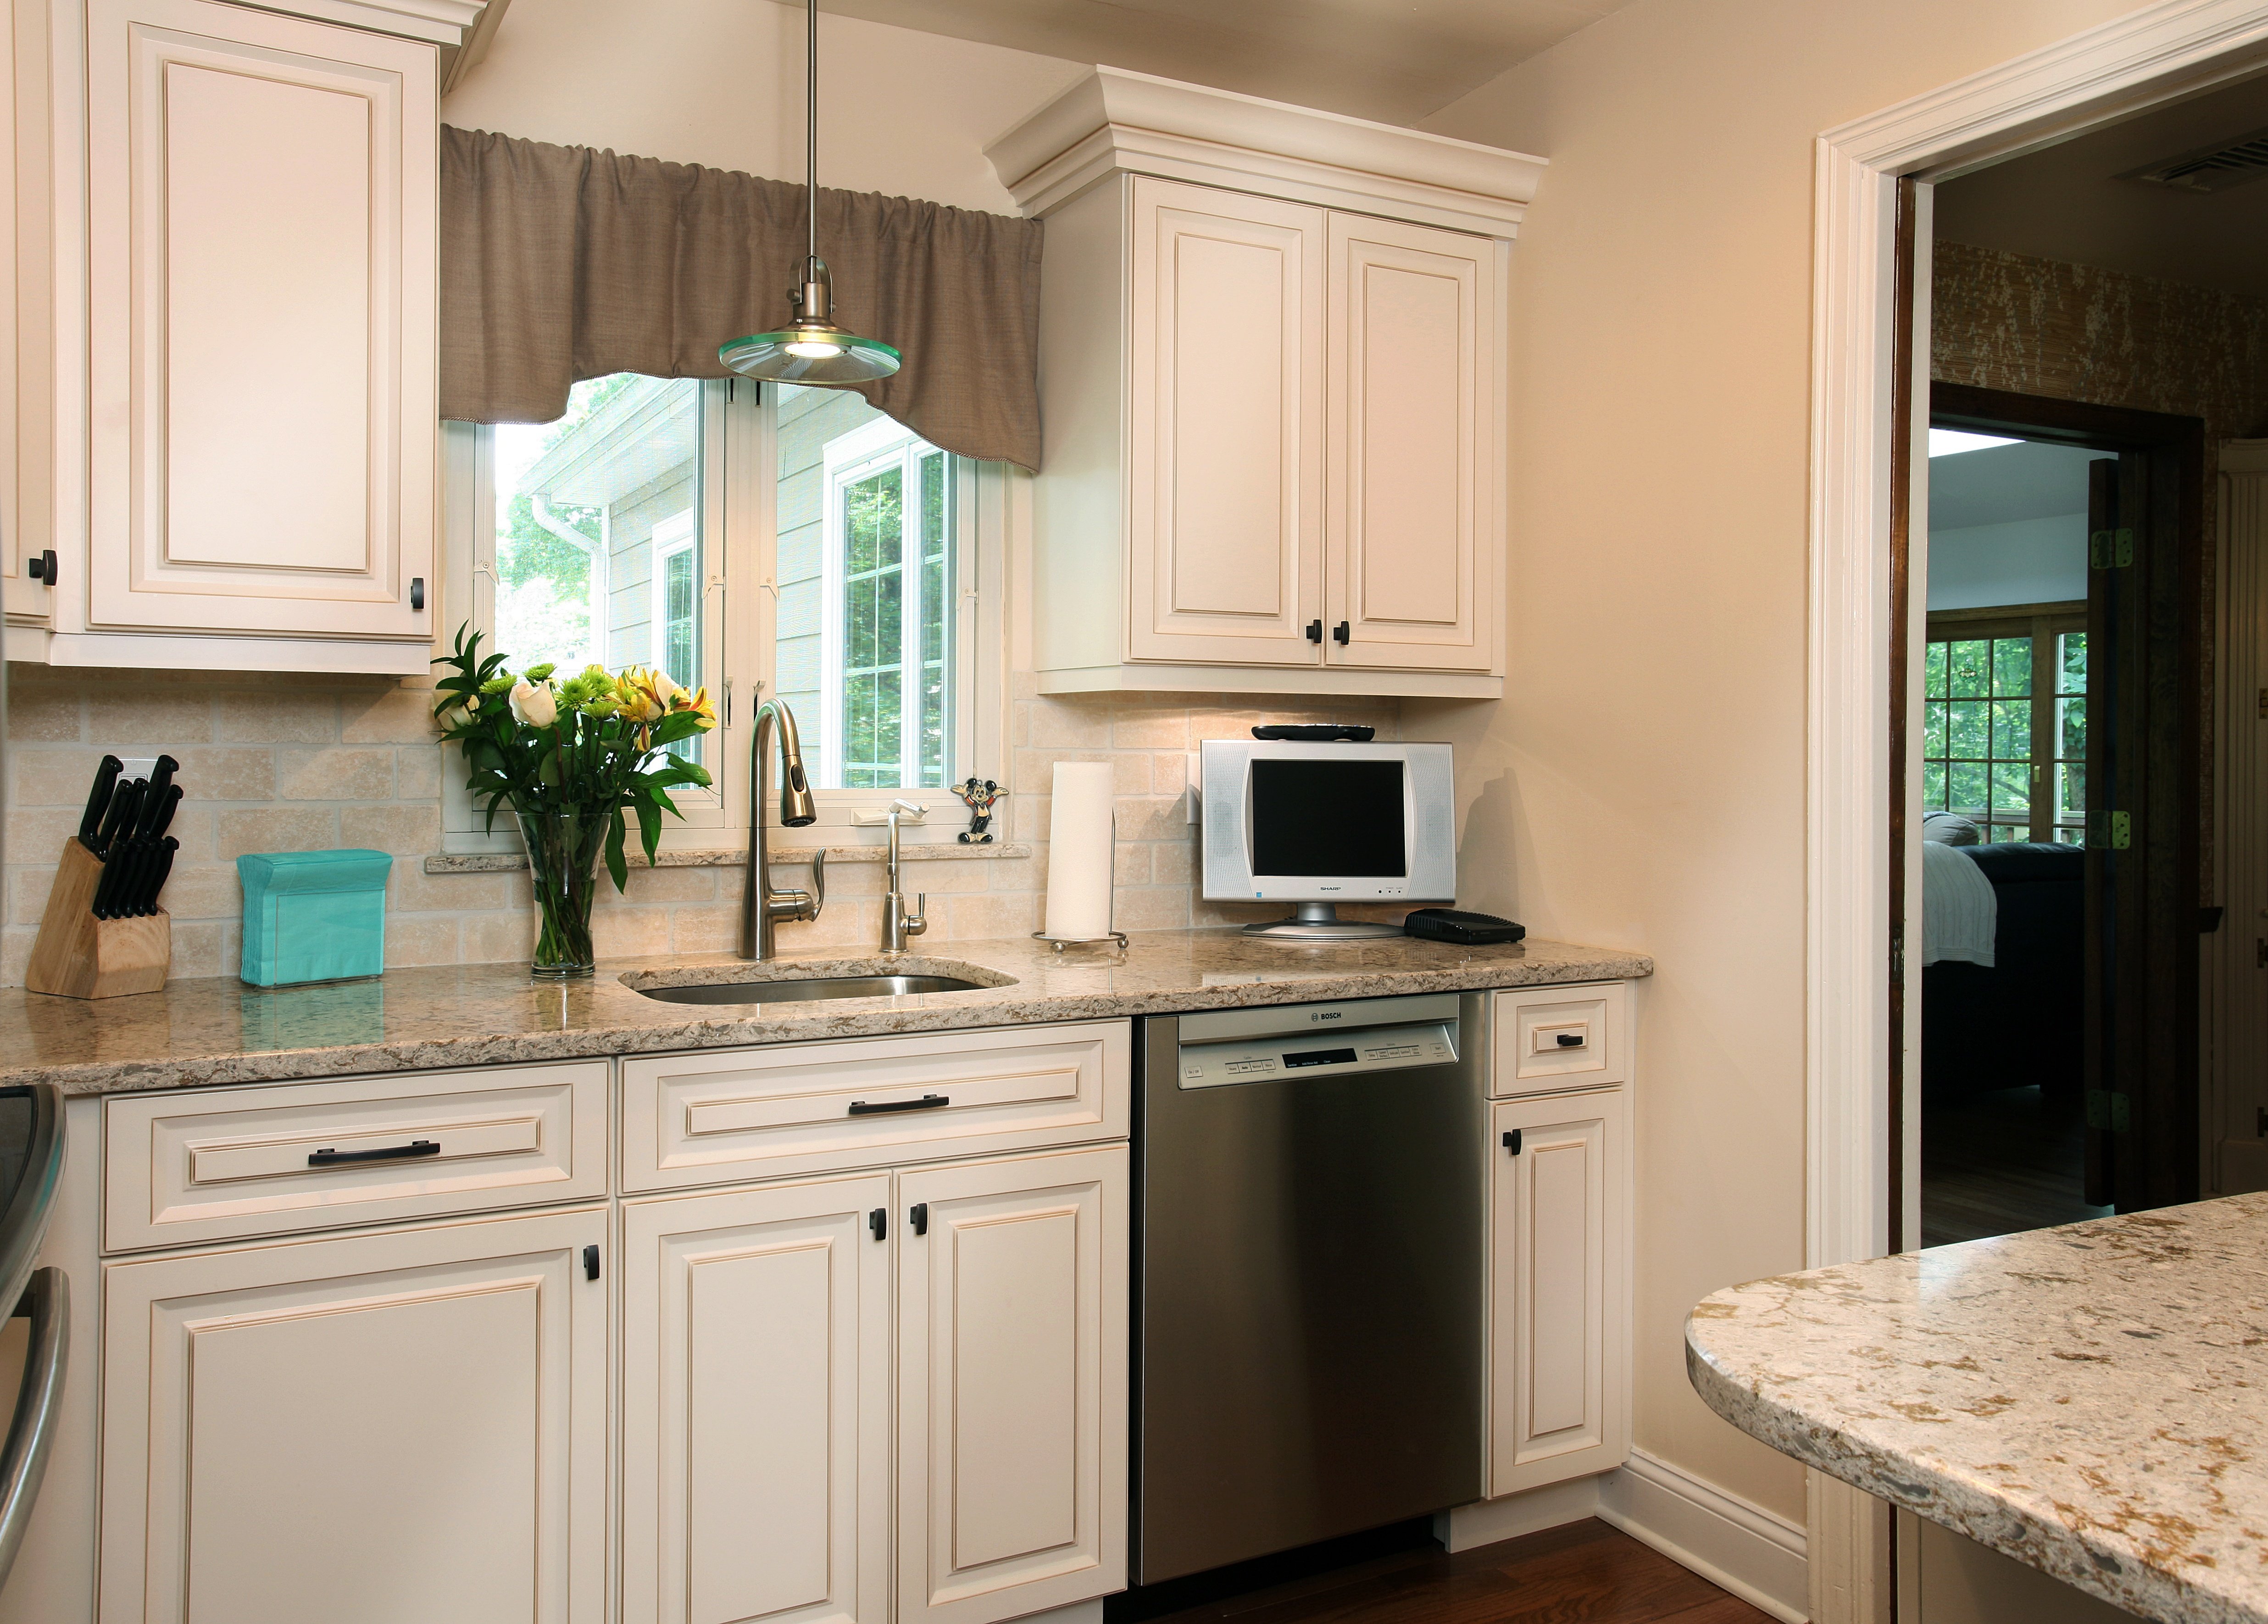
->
[1176, 1021, 1459, 1089]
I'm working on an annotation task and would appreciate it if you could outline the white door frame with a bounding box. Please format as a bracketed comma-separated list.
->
[1807, 5, 2268, 1616]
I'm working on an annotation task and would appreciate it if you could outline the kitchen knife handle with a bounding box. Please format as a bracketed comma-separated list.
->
[94, 781, 141, 858]
[79, 757, 122, 850]
[88, 851, 124, 921]
[137, 785, 181, 842]
[138, 838, 178, 917]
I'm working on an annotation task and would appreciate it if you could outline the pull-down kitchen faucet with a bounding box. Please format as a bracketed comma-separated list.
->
[739, 697, 824, 960]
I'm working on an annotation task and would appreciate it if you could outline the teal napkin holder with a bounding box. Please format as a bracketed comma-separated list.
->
[237, 849, 393, 987]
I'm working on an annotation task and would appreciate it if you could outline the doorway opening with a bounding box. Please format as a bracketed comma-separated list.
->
[1916, 424, 2105, 1245]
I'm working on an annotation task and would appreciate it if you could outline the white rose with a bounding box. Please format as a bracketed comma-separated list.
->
[509, 680, 559, 728]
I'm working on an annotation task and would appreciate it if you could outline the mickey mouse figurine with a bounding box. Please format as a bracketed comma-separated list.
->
[954, 777, 1005, 844]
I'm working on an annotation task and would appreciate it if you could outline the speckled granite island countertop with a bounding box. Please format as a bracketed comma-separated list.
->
[1687, 1196, 2268, 1624]
[0, 927, 1650, 1096]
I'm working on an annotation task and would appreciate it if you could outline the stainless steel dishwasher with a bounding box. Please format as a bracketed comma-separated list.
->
[1132, 992, 1487, 1584]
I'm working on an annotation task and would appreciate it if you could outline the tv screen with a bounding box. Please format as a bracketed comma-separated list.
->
[1249, 759, 1407, 877]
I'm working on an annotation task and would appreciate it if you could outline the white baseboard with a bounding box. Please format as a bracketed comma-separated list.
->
[1434, 1475, 1604, 1552]
[1598, 1447, 1809, 1623]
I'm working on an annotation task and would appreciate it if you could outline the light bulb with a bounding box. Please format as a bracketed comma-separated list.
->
[786, 339, 846, 359]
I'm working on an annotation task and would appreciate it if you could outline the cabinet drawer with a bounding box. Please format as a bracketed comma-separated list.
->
[622, 1022, 1131, 1193]
[1491, 983, 1629, 1096]
[104, 1062, 609, 1251]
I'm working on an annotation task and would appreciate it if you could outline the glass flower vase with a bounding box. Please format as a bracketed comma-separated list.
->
[516, 808, 606, 979]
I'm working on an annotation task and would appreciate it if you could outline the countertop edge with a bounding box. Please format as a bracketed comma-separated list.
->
[1684, 1294, 2235, 1624]
[12, 949, 1655, 1097]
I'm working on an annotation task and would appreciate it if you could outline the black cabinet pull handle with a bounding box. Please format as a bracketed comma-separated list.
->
[1556, 1032, 1586, 1047]
[869, 1207, 887, 1241]
[410, 576, 425, 611]
[25, 549, 56, 587]
[308, 1139, 439, 1167]
[1305, 619, 1323, 643]
[583, 1245, 600, 1281]
[1503, 1129, 1523, 1156]
[910, 1202, 928, 1235]
[847, 1094, 949, 1116]
[1333, 621, 1350, 645]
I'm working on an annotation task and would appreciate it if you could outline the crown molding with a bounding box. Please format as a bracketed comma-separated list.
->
[230, 0, 499, 81]
[984, 66, 1546, 237]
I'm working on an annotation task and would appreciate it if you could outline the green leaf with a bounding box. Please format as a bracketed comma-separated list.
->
[634, 792, 662, 863]
[604, 812, 628, 892]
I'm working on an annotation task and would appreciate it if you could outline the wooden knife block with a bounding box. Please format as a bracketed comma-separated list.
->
[25, 838, 170, 999]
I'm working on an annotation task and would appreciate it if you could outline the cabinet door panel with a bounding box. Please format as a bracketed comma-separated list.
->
[98, 1207, 606, 1624]
[1327, 216, 1498, 673]
[898, 1146, 1128, 1624]
[1489, 1090, 1629, 1496]
[621, 1176, 891, 1624]
[85, 0, 434, 638]
[1128, 177, 1323, 667]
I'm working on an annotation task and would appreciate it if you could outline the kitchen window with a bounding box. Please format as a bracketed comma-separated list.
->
[443, 374, 1005, 850]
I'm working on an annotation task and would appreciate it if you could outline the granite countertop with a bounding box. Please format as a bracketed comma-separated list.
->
[0, 927, 1651, 1096]
[1687, 1196, 2268, 1624]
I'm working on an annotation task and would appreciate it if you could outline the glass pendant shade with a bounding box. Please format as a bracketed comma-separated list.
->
[721, 255, 899, 384]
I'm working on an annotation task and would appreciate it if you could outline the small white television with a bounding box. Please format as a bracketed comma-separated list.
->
[1199, 740, 1456, 939]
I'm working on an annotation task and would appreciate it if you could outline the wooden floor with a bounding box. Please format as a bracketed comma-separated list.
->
[1921, 1083, 2110, 1248]
[1138, 1520, 1773, 1624]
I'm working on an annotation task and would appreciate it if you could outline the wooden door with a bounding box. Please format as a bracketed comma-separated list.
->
[98, 1207, 607, 1624]
[84, 0, 435, 639]
[897, 1146, 1128, 1624]
[1488, 1090, 1629, 1496]
[0, 0, 45, 626]
[1127, 176, 1325, 667]
[620, 1174, 892, 1624]
[1325, 214, 1499, 674]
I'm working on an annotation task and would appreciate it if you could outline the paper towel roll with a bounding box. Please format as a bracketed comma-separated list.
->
[1043, 762, 1116, 939]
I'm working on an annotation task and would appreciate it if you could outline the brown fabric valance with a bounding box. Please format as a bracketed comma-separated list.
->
[438, 126, 1044, 471]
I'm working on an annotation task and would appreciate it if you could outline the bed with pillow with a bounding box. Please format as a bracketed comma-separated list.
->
[1920, 816, 2085, 1102]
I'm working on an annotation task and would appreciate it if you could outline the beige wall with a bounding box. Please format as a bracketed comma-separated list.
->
[439, 0, 1084, 214]
[1410, 0, 2151, 1527]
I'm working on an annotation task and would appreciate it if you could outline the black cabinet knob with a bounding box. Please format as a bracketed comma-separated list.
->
[1503, 1129, 1523, 1155]
[25, 549, 56, 587]
[410, 576, 425, 611]
[1333, 621, 1350, 645]
[1305, 619, 1323, 644]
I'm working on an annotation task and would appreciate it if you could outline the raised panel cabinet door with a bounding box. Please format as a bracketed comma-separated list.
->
[84, 0, 435, 638]
[1325, 215, 1500, 673]
[1127, 176, 1325, 667]
[898, 1145, 1129, 1624]
[621, 1174, 892, 1624]
[1488, 1089, 1630, 1496]
[97, 1206, 607, 1624]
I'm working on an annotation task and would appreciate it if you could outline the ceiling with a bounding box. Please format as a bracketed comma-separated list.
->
[771, 0, 1636, 127]
[1928, 439, 2102, 532]
[1934, 72, 2268, 299]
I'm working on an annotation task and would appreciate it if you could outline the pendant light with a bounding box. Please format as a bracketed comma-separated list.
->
[717, 0, 901, 386]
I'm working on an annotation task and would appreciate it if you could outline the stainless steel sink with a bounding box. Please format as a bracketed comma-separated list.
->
[633, 973, 994, 1005]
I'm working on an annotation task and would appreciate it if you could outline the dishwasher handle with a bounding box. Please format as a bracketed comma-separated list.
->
[0, 1269, 68, 1587]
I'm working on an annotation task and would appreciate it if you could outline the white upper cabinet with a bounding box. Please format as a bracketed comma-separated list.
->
[86, 0, 433, 650]
[988, 67, 1540, 700]
[1327, 213, 1498, 674]
[1128, 179, 1325, 667]
[6, 0, 494, 672]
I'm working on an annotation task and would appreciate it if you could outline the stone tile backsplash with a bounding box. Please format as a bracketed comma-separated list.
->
[3, 665, 1402, 985]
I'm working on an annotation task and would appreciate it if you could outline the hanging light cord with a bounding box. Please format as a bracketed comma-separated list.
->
[805, 0, 818, 275]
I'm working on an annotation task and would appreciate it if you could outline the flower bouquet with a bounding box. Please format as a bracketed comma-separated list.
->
[432, 626, 717, 977]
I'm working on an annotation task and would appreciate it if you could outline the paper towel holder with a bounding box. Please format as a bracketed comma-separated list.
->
[1032, 811, 1129, 953]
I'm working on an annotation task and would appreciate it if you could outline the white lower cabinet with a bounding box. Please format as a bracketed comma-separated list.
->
[96, 1205, 610, 1624]
[897, 1146, 1128, 1624]
[620, 1174, 893, 1624]
[1488, 1089, 1630, 1496]
[621, 1145, 1129, 1624]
